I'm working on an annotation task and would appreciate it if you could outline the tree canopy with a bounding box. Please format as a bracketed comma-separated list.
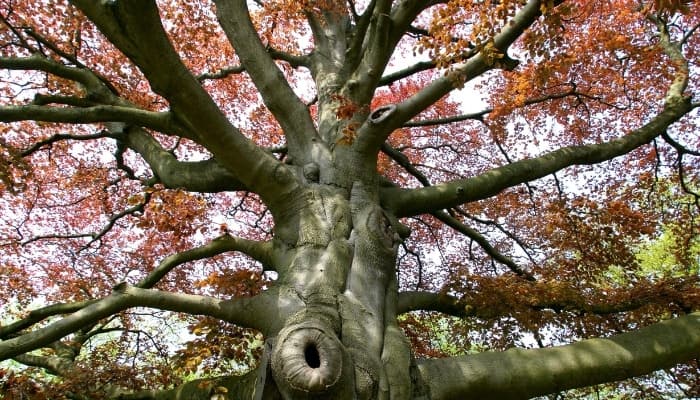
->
[0, 0, 699, 399]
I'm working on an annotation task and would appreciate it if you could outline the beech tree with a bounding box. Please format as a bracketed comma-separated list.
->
[1, 0, 700, 398]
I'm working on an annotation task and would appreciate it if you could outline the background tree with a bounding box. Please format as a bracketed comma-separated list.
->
[0, 0, 699, 399]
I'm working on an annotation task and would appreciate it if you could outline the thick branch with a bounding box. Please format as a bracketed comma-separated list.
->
[0, 104, 174, 132]
[1, 237, 274, 346]
[196, 65, 245, 82]
[380, 144, 532, 278]
[382, 98, 695, 217]
[357, 0, 549, 152]
[402, 89, 582, 127]
[70, 0, 299, 207]
[398, 291, 473, 317]
[12, 353, 74, 376]
[0, 300, 97, 339]
[112, 369, 260, 400]
[0, 285, 273, 361]
[213, 0, 317, 159]
[418, 312, 700, 400]
[379, 60, 436, 87]
[397, 286, 676, 318]
[343, 0, 395, 103]
[118, 126, 248, 193]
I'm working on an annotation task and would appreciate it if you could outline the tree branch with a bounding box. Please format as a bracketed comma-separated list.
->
[418, 312, 700, 400]
[0, 104, 174, 133]
[117, 125, 248, 193]
[112, 368, 261, 400]
[196, 65, 245, 82]
[137, 234, 274, 289]
[381, 97, 695, 217]
[357, 0, 550, 152]
[431, 210, 535, 280]
[397, 280, 688, 318]
[212, 0, 318, 160]
[0, 236, 274, 347]
[0, 55, 117, 99]
[20, 193, 149, 250]
[403, 85, 592, 127]
[70, 0, 300, 208]
[397, 291, 474, 317]
[0, 300, 97, 339]
[342, 0, 395, 103]
[0, 284, 282, 362]
[378, 60, 436, 87]
[380, 143, 534, 278]
[12, 353, 74, 376]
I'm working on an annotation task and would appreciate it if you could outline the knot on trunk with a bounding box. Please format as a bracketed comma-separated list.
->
[271, 320, 349, 396]
[368, 104, 396, 124]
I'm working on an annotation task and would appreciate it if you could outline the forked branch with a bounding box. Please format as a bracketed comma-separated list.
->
[70, 0, 299, 206]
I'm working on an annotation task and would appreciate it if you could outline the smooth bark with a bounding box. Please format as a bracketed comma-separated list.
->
[418, 312, 700, 400]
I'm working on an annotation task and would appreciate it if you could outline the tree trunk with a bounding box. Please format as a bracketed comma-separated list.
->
[257, 175, 415, 399]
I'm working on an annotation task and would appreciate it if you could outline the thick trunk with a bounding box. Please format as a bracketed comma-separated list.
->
[255, 177, 414, 400]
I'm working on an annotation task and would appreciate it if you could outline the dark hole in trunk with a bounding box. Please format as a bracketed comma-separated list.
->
[304, 343, 321, 368]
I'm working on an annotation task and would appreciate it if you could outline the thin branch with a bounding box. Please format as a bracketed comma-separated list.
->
[21, 130, 115, 157]
[22, 27, 82, 67]
[381, 142, 431, 186]
[432, 210, 535, 280]
[662, 130, 700, 157]
[83, 197, 149, 250]
[676, 152, 700, 207]
[20, 194, 149, 249]
[681, 22, 700, 45]
[456, 208, 538, 266]
[0, 12, 36, 53]
[196, 65, 245, 82]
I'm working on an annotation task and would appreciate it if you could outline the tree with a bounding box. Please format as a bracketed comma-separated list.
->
[0, 0, 699, 398]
